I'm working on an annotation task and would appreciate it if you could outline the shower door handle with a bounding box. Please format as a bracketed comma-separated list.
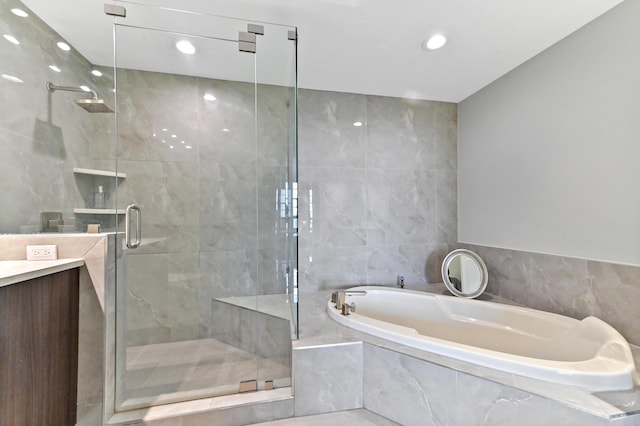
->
[125, 204, 141, 249]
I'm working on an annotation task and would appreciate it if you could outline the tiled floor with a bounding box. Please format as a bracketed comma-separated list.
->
[123, 338, 290, 407]
[250, 409, 400, 425]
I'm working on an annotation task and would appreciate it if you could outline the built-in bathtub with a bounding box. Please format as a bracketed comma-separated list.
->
[327, 286, 638, 392]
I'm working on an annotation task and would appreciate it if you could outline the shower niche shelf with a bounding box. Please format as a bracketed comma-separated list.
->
[73, 167, 127, 179]
[73, 168, 126, 214]
[73, 208, 125, 215]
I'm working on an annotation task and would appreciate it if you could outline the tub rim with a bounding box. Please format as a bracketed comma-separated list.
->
[327, 285, 638, 392]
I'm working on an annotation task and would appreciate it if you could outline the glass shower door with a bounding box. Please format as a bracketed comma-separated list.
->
[112, 4, 266, 409]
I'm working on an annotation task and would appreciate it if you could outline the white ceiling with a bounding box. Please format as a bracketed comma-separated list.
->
[23, 0, 624, 103]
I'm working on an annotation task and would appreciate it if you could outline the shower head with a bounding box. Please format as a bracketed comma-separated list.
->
[75, 98, 113, 113]
[46, 82, 114, 113]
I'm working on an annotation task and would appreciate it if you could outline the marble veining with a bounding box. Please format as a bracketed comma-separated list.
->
[293, 342, 363, 417]
[1, 0, 114, 234]
[114, 68, 294, 348]
[460, 244, 640, 347]
[298, 89, 458, 293]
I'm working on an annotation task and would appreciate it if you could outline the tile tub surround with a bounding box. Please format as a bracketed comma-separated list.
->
[458, 244, 640, 347]
[363, 344, 637, 426]
[327, 286, 638, 392]
[293, 342, 364, 416]
[292, 291, 640, 424]
[298, 90, 457, 293]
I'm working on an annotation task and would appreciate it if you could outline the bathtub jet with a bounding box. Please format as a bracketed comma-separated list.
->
[327, 286, 638, 392]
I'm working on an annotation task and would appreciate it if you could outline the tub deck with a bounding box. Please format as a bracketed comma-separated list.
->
[327, 286, 638, 392]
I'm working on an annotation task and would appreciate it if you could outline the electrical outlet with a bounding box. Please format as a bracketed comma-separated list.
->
[26, 245, 58, 261]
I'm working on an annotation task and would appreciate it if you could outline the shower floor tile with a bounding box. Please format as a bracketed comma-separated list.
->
[124, 338, 290, 405]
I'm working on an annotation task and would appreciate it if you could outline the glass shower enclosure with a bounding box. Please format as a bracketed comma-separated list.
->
[109, 2, 298, 410]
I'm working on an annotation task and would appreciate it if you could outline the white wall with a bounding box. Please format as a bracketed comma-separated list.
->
[458, 0, 640, 265]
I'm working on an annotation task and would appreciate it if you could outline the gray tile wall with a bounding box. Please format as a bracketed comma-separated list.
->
[459, 244, 640, 346]
[210, 299, 291, 373]
[1, 0, 295, 347]
[363, 344, 614, 426]
[115, 70, 293, 345]
[0, 0, 114, 233]
[298, 90, 458, 292]
[114, 79, 458, 346]
[293, 342, 363, 416]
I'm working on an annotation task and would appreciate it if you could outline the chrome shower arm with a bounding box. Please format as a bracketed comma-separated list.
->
[46, 82, 98, 99]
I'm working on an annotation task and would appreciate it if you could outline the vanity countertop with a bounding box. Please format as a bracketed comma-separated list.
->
[0, 259, 85, 288]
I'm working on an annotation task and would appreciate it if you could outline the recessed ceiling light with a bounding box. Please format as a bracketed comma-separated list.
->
[176, 40, 195, 55]
[1, 74, 23, 83]
[57, 41, 71, 51]
[3, 34, 19, 45]
[353, 121, 363, 127]
[171, 134, 177, 138]
[91, 69, 103, 77]
[423, 34, 447, 50]
[222, 128, 230, 133]
[49, 65, 61, 72]
[80, 85, 91, 92]
[185, 145, 192, 149]
[11, 8, 28, 18]
[203, 93, 216, 101]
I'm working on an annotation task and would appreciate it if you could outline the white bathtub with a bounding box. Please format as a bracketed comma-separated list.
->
[327, 286, 638, 391]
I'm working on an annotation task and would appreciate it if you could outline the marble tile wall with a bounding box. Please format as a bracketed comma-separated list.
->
[459, 243, 640, 347]
[210, 300, 292, 372]
[292, 342, 363, 416]
[3, 0, 455, 350]
[290, 291, 640, 424]
[0, 0, 114, 234]
[115, 69, 294, 346]
[3, 4, 298, 409]
[297, 90, 457, 293]
[362, 344, 618, 426]
[2, 1, 295, 349]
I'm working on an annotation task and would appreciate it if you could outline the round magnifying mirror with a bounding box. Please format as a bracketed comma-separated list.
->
[441, 249, 488, 298]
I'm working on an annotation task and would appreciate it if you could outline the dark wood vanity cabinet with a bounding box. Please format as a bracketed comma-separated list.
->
[0, 268, 80, 426]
